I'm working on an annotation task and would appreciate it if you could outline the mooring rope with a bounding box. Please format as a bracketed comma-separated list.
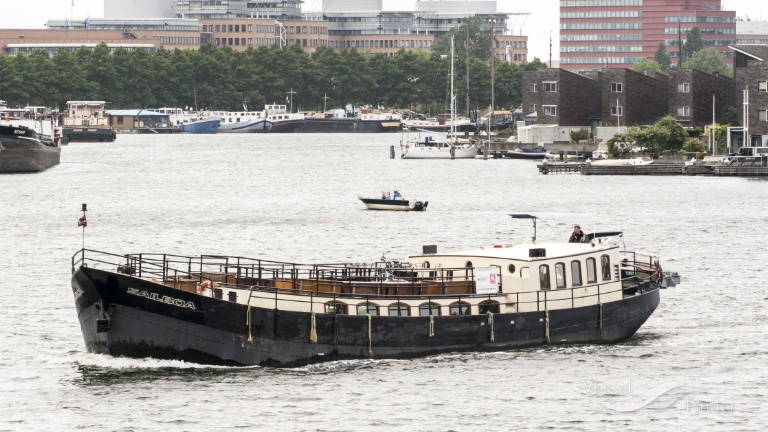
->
[599, 302, 604, 341]
[429, 314, 435, 337]
[366, 313, 373, 357]
[246, 306, 252, 342]
[545, 309, 550, 344]
[309, 311, 318, 344]
[488, 311, 495, 342]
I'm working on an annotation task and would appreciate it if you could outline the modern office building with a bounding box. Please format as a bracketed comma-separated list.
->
[1, 0, 528, 61]
[735, 20, 768, 45]
[560, 0, 736, 72]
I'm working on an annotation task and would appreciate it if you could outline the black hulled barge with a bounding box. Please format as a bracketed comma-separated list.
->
[70, 233, 678, 367]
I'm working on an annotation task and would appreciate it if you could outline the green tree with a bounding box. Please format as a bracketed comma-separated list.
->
[633, 58, 664, 74]
[683, 138, 705, 153]
[654, 42, 672, 70]
[431, 16, 495, 62]
[569, 128, 589, 143]
[682, 48, 732, 77]
[684, 26, 705, 59]
[720, 104, 739, 125]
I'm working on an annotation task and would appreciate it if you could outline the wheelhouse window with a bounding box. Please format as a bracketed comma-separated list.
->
[478, 300, 500, 314]
[449, 301, 471, 316]
[601, 255, 612, 281]
[357, 303, 379, 316]
[388, 303, 410, 317]
[539, 265, 551, 290]
[419, 302, 441, 316]
[586, 258, 597, 283]
[571, 260, 582, 286]
[555, 262, 567, 289]
[325, 302, 347, 314]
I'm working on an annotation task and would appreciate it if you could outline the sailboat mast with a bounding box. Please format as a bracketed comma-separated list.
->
[450, 35, 455, 143]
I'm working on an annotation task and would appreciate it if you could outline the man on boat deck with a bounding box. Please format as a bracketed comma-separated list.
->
[569, 225, 587, 243]
[393, 190, 401, 199]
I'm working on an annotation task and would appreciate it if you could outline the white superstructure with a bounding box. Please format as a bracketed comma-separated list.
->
[104, 0, 176, 19]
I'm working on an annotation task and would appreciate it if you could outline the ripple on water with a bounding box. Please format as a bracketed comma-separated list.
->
[1, 134, 767, 431]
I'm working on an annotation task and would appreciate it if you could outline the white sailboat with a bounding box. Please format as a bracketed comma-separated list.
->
[401, 36, 478, 159]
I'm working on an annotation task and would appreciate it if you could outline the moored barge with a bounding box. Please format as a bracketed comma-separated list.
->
[70, 232, 677, 367]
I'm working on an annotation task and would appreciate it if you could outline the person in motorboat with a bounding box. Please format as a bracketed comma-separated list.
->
[393, 190, 402, 199]
[569, 225, 587, 243]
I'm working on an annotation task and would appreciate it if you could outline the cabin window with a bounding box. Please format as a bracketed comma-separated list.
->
[508, 264, 516, 274]
[357, 303, 379, 316]
[419, 302, 441, 316]
[539, 265, 551, 290]
[423, 261, 430, 269]
[446, 270, 454, 281]
[324, 302, 347, 314]
[571, 260, 582, 286]
[478, 300, 500, 314]
[465, 261, 473, 268]
[388, 303, 410, 317]
[449, 302, 471, 316]
[116, 116, 124, 124]
[555, 262, 566, 289]
[601, 255, 611, 281]
[586, 258, 597, 283]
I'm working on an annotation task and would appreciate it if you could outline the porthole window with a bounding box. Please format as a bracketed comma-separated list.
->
[508, 264, 516, 274]
[324, 301, 347, 314]
[357, 303, 379, 316]
[449, 301, 471, 316]
[539, 265, 551, 290]
[465, 261, 473, 268]
[555, 262, 566, 289]
[478, 300, 501, 314]
[601, 255, 612, 281]
[419, 302, 441, 316]
[586, 258, 597, 283]
[388, 303, 410, 317]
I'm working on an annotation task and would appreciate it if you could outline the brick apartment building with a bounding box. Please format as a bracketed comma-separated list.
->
[731, 45, 768, 145]
[521, 68, 601, 126]
[600, 69, 669, 126]
[523, 66, 737, 130]
[667, 68, 734, 127]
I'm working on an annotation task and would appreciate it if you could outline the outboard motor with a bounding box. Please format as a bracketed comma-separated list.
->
[413, 201, 427, 211]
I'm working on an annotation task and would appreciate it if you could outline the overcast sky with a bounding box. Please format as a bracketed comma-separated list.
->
[0, 0, 764, 60]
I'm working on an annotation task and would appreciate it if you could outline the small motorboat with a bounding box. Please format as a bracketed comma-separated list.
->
[506, 147, 555, 160]
[359, 191, 428, 211]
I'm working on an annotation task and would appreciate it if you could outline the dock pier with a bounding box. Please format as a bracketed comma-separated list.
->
[538, 161, 768, 177]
